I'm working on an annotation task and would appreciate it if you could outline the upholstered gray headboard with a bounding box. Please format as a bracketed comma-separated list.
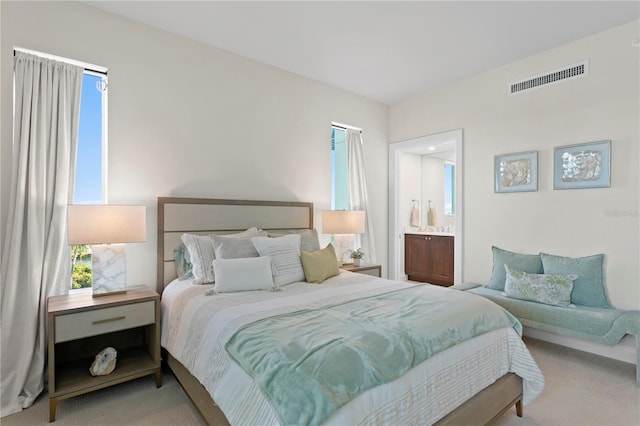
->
[156, 197, 314, 293]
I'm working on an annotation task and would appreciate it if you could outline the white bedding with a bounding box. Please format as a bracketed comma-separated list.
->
[161, 271, 544, 425]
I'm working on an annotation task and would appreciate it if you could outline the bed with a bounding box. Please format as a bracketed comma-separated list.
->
[157, 197, 544, 425]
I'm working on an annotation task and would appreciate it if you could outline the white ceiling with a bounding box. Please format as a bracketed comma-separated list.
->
[86, 1, 639, 105]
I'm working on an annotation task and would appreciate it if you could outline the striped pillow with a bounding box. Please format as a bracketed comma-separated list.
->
[251, 234, 304, 287]
[267, 229, 321, 252]
[180, 233, 216, 284]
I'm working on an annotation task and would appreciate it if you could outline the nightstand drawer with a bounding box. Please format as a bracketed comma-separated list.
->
[55, 300, 155, 343]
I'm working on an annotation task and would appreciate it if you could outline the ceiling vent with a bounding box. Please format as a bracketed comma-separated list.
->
[509, 61, 588, 95]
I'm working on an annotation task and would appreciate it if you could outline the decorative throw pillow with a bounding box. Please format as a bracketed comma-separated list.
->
[504, 265, 578, 307]
[268, 229, 321, 253]
[213, 257, 274, 293]
[173, 244, 193, 280]
[541, 252, 608, 308]
[300, 244, 340, 284]
[251, 234, 304, 287]
[212, 235, 260, 259]
[487, 246, 543, 291]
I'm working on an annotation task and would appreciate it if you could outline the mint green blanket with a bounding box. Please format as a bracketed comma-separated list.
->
[225, 285, 520, 426]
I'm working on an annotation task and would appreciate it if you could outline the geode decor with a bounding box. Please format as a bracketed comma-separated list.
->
[89, 347, 118, 376]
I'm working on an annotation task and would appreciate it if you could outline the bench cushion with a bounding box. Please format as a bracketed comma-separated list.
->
[460, 284, 640, 385]
[467, 286, 625, 344]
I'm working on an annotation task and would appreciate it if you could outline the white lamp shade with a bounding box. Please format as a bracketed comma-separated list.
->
[322, 210, 365, 234]
[67, 205, 146, 245]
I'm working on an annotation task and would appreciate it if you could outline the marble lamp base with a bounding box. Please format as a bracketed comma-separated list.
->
[92, 243, 127, 297]
[331, 234, 356, 267]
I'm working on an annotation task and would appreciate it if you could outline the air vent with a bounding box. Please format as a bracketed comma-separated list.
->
[509, 61, 588, 95]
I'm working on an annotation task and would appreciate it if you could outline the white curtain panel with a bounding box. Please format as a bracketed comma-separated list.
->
[346, 129, 377, 264]
[0, 52, 83, 416]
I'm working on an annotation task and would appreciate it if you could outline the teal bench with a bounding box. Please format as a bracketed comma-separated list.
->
[454, 282, 640, 386]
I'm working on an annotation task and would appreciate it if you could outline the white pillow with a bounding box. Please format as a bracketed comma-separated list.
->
[213, 257, 274, 293]
[251, 234, 304, 287]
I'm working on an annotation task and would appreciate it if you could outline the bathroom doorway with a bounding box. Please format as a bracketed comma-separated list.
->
[388, 129, 463, 282]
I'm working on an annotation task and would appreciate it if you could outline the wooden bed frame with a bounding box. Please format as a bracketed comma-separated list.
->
[156, 196, 523, 425]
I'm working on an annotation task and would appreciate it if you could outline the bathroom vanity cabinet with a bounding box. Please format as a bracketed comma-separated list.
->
[404, 233, 454, 286]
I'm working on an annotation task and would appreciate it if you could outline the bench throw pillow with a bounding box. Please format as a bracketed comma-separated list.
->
[504, 265, 578, 307]
[541, 252, 609, 308]
[487, 246, 543, 291]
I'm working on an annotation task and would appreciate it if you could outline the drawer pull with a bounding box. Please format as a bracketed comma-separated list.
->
[93, 316, 126, 325]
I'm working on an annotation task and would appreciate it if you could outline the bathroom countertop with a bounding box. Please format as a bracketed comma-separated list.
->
[405, 231, 455, 237]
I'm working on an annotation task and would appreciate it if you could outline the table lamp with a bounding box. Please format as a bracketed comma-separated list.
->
[67, 205, 146, 296]
[321, 210, 365, 266]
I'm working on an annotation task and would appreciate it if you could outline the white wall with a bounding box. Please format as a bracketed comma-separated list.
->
[0, 1, 390, 287]
[390, 20, 640, 310]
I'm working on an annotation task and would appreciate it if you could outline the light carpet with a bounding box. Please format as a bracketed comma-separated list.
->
[2, 337, 639, 425]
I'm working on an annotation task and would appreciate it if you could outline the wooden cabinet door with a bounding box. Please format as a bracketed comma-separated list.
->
[404, 234, 429, 281]
[404, 234, 454, 286]
[428, 236, 454, 286]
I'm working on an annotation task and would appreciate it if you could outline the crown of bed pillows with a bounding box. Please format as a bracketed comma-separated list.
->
[177, 228, 342, 291]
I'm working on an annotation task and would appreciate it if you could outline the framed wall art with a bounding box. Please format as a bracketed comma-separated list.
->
[553, 140, 611, 189]
[494, 150, 538, 193]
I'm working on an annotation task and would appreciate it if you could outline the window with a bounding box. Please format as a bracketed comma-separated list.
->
[71, 70, 108, 290]
[74, 72, 107, 204]
[444, 162, 455, 216]
[330, 126, 349, 210]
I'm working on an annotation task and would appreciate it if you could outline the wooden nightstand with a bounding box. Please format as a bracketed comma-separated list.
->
[47, 287, 161, 422]
[341, 263, 382, 277]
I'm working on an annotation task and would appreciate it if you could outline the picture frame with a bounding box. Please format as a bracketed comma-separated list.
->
[553, 140, 611, 189]
[494, 150, 538, 193]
